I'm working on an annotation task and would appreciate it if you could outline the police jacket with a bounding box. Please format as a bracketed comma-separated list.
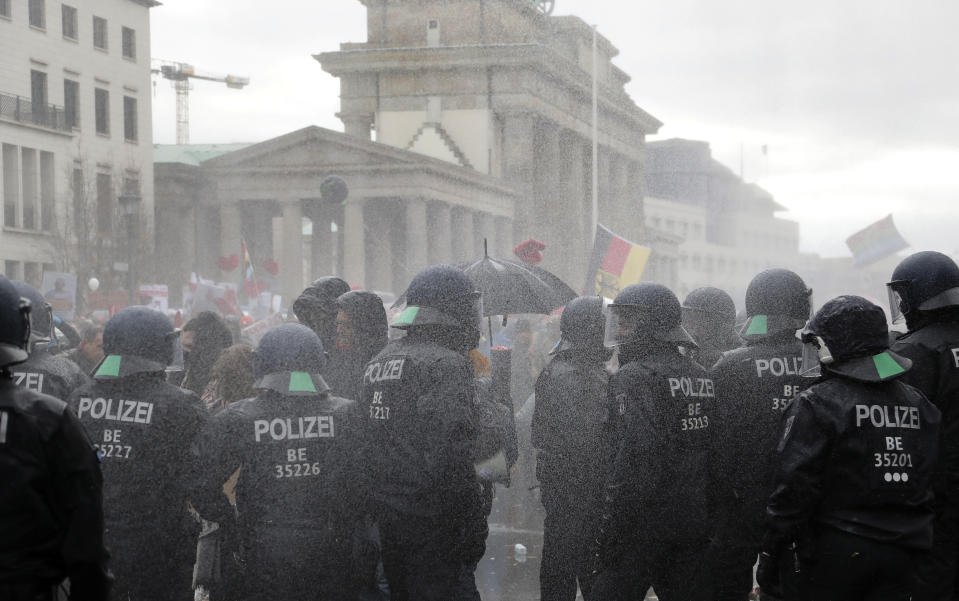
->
[892, 320, 959, 502]
[359, 333, 479, 520]
[765, 375, 940, 550]
[11, 350, 88, 401]
[712, 331, 808, 538]
[0, 378, 110, 599]
[196, 372, 364, 534]
[532, 349, 610, 513]
[68, 368, 207, 550]
[603, 343, 718, 546]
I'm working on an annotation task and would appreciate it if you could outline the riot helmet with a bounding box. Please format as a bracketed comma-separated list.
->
[799, 295, 910, 382]
[97, 306, 180, 378]
[604, 283, 696, 348]
[392, 266, 483, 352]
[0, 275, 31, 368]
[742, 268, 811, 338]
[887, 251, 959, 325]
[682, 287, 736, 342]
[292, 276, 351, 339]
[12, 281, 54, 350]
[252, 323, 329, 395]
[554, 295, 608, 355]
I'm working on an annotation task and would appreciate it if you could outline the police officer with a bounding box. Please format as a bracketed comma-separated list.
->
[886, 251, 959, 600]
[710, 268, 812, 601]
[195, 323, 363, 599]
[532, 296, 611, 601]
[10, 281, 87, 398]
[591, 283, 717, 601]
[0, 275, 111, 601]
[682, 286, 741, 369]
[758, 295, 940, 600]
[69, 306, 208, 601]
[361, 265, 484, 600]
[292, 276, 351, 351]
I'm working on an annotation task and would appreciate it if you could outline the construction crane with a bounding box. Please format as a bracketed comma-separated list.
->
[152, 60, 250, 145]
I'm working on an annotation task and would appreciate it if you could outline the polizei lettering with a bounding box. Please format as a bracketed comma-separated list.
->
[668, 376, 715, 398]
[12, 371, 44, 392]
[364, 359, 406, 384]
[77, 397, 154, 424]
[755, 357, 803, 378]
[855, 405, 921, 429]
[253, 416, 335, 442]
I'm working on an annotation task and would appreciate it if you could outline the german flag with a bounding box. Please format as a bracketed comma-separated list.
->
[584, 224, 652, 297]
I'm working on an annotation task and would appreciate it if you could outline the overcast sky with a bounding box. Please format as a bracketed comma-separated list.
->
[150, 0, 959, 258]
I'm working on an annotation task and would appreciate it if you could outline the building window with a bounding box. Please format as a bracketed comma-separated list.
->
[96, 172, 112, 234]
[0, 0, 10, 19]
[61, 4, 77, 39]
[30, 70, 48, 126]
[95, 88, 109, 135]
[64, 79, 79, 129]
[123, 96, 137, 142]
[122, 26, 136, 60]
[93, 16, 107, 50]
[28, 0, 44, 28]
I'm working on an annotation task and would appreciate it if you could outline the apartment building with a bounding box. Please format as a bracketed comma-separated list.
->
[0, 0, 156, 288]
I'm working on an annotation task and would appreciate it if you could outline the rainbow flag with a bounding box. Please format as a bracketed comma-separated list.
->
[845, 214, 909, 267]
[584, 224, 652, 297]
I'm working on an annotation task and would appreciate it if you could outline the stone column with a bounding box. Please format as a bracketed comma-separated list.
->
[533, 119, 563, 276]
[451, 208, 475, 264]
[219, 204, 242, 284]
[279, 200, 304, 302]
[560, 131, 589, 279]
[405, 198, 428, 280]
[341, 113, 373, 140]
[427, 201, 452, 265]
[502, 113, 536, 242]
[342, 198, 366, 288]
[494, 216, 513, 259]
[475, 212, 496, 258]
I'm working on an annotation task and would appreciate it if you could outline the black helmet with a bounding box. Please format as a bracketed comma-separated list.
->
[0, 275, 31, 367]
[292, 276, 351, 331]
[604, 283, 696, 348]
[800, 295, 910, 382]
[555, 296, 607, 354]
[336, 290, 388, 348]
[683, 287, 736, 324]
[393, 265, 483, 333]
[742, 268, 811, 338]
[252, 323, 329, 395]
[97, 306, 178, 378]
[887, 251, 959, 324]
[12, 281, 53, 349]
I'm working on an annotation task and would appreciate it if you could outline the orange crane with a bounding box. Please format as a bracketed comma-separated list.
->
[152, 60, 250, 144]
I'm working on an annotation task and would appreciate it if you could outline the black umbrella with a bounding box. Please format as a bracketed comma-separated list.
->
[393, 241, 578, 342]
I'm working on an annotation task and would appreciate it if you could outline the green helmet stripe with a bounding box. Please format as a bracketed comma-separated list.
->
[95, 355, 122, 377]
[873, 351, 906, 379]
[394, 306, 419, 325]
[289, 371, 318, 393]
[744, 315, 768, 336]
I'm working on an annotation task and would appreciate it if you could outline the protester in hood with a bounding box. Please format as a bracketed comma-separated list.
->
[327, 290, 388, 400]
[66, 323, 104, 376]
[203, 344, 255, 413]
[181, 311, 234, 396]
[291, 276, 351, 351]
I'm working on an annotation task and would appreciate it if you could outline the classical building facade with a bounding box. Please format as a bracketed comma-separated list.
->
[155, 0, 667, 302]
[0, 0, 156, 288]
[317, 0, 662, 286]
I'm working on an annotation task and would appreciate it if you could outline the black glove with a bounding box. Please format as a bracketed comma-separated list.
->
[756, 550, 782, 598]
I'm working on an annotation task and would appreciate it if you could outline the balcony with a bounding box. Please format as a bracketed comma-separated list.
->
[0, 90, 71, 133]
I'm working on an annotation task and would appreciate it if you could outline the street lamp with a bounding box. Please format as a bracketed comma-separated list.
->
[118, 193, 142, 305]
